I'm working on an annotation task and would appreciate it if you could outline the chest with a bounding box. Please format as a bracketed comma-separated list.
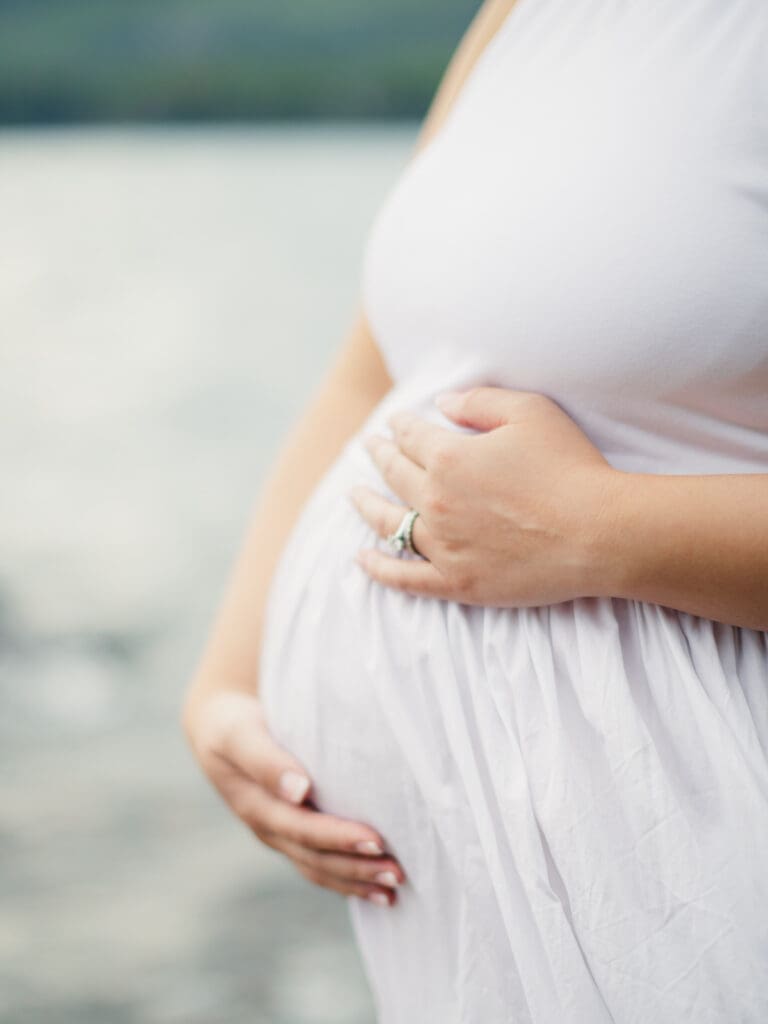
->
[361, 2, 768, 408]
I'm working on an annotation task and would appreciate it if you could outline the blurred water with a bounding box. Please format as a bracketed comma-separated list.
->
[0, 124, 416, 1024]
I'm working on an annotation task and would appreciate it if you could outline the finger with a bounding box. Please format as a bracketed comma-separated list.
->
[347, 486, 432, 560]
[294, 862, 396, 906]
[278, 836, 406, 889]
[215, 697, 315, 806]
[246, 788, 391, 856]
[385, 410, 458, 470]
[435, 385, 546, 431]
[355, 547, 455, 599]
[362, 434, 425, 507]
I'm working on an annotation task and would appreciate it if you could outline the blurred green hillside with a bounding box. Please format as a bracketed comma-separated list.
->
[0, 0, 480, 124]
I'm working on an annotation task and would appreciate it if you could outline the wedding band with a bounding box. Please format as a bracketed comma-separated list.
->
[386, 508, 421, 556]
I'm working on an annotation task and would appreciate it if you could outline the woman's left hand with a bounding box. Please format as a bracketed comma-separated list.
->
[348, 386, 622, 608]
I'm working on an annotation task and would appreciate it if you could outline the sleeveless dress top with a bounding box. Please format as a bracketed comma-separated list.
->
[258, 1, 768, 1020]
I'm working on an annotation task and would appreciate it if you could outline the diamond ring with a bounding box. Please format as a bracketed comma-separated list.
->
[386, 508, 421, 556]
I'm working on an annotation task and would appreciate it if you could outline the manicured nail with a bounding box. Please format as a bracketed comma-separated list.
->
[279, 770, 310, 804]
[368, 892, 390, 906]
[373, 870, 399, 888]
[355, 839, 384, 855]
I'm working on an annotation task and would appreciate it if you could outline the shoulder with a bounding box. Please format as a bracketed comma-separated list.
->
[415, 0, 522, 151]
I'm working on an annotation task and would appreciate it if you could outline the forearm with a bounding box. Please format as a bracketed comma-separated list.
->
[183, 1, 533, 727]
[183, 309, 392, 720]
[592, 470, 768, 631]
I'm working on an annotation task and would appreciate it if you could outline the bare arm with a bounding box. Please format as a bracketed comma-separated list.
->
[596, 470, 768, 632]
[183, 310, 392, 718]
[180, 0, 523, 906]
[182, 0, 523, 720]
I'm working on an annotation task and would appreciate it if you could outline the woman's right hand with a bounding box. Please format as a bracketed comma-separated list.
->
[182, 690, 406, 906]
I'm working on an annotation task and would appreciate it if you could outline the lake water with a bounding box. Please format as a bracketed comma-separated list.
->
[0, 124, 417, 1024]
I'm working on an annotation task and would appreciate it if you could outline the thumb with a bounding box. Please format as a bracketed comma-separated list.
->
[221, 694, 313, 805]
[253, 727, 312, 805]
[434, 386, 523, 432]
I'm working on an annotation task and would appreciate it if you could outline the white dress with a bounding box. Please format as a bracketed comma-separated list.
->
[258, 1, 768, 1020]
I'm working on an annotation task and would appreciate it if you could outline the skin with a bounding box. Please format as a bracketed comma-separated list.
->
[183, 0, 524, 907]
[185, 0, 766, 909]
[352, 387, 768, 632]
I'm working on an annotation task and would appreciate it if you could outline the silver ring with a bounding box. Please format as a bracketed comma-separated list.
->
[386, 508, 421, 556]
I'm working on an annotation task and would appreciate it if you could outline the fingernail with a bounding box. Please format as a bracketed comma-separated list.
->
[279, 770, 310, 804]
[434, 390, 463, 412]
[373, 870, 399, 888]
[355, 839, 384, 855]
[368, 892, 390, 906]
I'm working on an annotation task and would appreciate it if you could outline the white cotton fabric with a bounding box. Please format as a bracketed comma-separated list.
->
[258, 1, 768, 1020]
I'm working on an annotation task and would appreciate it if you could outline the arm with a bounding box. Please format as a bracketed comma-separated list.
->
[181, 1, 523, 908]
[183, 309, 392, 719]
[182, 0, 524, 723]
[595, 470, 768, 632]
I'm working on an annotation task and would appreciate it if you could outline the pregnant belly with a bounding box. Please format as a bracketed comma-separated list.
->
[256, 371, 768, 914]
[256, 363, 519, 869]
[257, 392, 444, 856]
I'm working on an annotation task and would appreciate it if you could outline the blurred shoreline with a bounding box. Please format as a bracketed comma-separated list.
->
[0, 118, 417, 136]
[0, 124, 415, 1024]
[0, 0, 477, 125]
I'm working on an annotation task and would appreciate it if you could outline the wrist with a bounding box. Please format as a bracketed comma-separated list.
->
[577, 466, 639, 600]
[181, 678, 259, 748]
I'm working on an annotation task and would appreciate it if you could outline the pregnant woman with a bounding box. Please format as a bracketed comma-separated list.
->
[183, 0, 768, 1020]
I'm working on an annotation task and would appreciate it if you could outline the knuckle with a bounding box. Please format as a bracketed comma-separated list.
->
[248, 817, 274, 846]
[453, 566, 480, 596]
[350, 882, 376, 900]
[438, 531, 462, 554]
[521, 391, 550, 412]
[294, 821, 316, 848]
[255, 804, 285, 840]
[228, 788, 254, 821]
[375, 508, 392, 537]
[234, 803, 255, 830]
[394, 418, 413, 444]
[428, 438, 457, 475]
[298, 864, 321, 886]
[252, 826, 275, 849]
[300, 847, 321, 869]
[348, 858, 376, 882]
[380, 444, 397, 476]
[423, 489, 450, 521]
[201, 717, 228, 756]
[461, 386, 483, 407]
